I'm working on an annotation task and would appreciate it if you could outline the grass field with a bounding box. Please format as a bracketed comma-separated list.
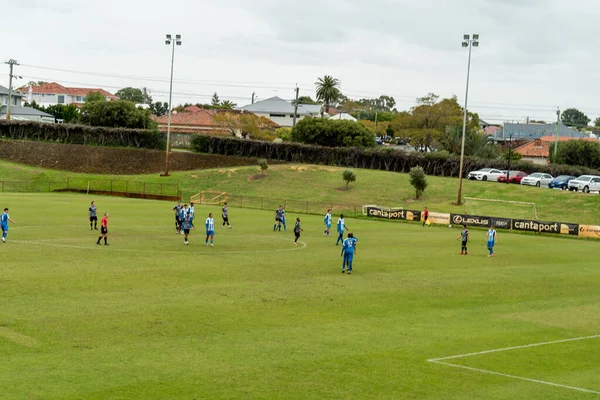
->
[1, 160, 600, 224]
[1, 193, 600, 399]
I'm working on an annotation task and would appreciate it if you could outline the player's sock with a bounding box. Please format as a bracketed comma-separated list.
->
[96, 237, 101, 244]
[104, 237, 107, 245]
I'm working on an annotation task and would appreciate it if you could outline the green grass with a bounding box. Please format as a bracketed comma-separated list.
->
[1, 193, 600, 399]
[1, 159, 599, 224]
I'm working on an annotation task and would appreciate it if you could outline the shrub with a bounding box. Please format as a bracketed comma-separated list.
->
[342, 169, 356, 188]
[258, 159, 268, 174]
[409, 166, 428, 199]
[292, 118, 376, 148]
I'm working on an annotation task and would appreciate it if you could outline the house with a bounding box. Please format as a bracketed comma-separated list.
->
[18, 82, 118, 107]
[329, 112, 357, 122]
[514, 136, 600, 165]
[492, 122, 583, 142]
[0, 85, 54, 122]
[153, 105, 230, 135]
[238, 96, 321, 127]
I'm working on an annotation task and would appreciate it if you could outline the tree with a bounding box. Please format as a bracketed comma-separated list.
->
[315, 75, 341, 116]
[85, 91, 106, 103]
[150, 101, 169, 117]
[594, 117, 600, 127]
[81, 100, 156, 129]
[409, 166, 428, 199]
[342, 169, 356, 188]
[45, 104, 80, 124]
[440, 125, 499, 159]
[561, 108, 590, 127]
[213, 112, 277, 139]
[551, 140, 600, 168]
[274, 127, 292, 141]
[258, 159, 269, 174]
[115, 87, 152, 105]
[211, 93, 221, 107]
[294, 96, 319, 105]
[291, 118, 376, 148]
[219, 100, 236, 109]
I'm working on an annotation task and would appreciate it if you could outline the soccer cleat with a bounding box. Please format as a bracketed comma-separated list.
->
[1, 237, 5, 243]
[347, 272, 351, 275]
[465, 252, 468, 255]
[341, 269, 345, 273]
[459, 252, 463, 255]
[228, 226, 232, 229]
[184, 241, 188, 245]
[104, 243, 110, 246]
[210, 244, 214, 247]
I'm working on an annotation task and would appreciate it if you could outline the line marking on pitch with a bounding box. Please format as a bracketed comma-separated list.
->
[428, 334, 600, 396]
[0, 327, 41, 348]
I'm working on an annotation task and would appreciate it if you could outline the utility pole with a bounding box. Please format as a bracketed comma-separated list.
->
[252, 92, 255, 104]
[292, 85, 299, 128]
[162, 34, 182, 177]
[5, 59, 19, 121]
[506, 133, 513, 184]
[553, 108, 560, 163]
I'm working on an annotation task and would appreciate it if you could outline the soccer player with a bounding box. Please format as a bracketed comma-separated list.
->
[293, 217, 303, 245]
[274, 205, 284, 231]
[422, 207, 429, 227]
[173, 202, 183, 233]
[341, 233, 358, 274]
[189, 203, 195, 229]
[486, 227, 497, 257]
[205, 212, 215, 247]
[335, 214, 348, 245]
[89, 201, 98, 230]
[96, 213, 109, 246]
[456, 224, 469, 255]
[179, 205, 188, 235]
[323, 209, 332, 236]
[222, 202, 231, 228]
[182, 212, 192, 245]
[281, 208, 287, 232]
[1, 208, 16, 243]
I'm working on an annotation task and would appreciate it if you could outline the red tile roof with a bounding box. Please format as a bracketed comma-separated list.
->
[154, 108, 219, 127]
[17, 82, 118, 100]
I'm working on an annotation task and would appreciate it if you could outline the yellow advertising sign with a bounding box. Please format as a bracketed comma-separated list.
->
[427, 212, 450, 225]
[579, 225, 600, 239]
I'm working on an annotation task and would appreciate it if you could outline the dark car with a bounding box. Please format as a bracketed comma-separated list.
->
[497, 171, 527, 184]
[549, 175, 576, 190]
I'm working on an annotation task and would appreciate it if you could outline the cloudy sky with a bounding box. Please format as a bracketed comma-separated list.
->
[3, 0, 600, 124]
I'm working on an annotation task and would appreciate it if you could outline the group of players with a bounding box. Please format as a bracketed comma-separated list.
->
[171, 201, 232, 246]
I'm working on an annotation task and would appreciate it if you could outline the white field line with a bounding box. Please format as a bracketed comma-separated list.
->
[429, 334, 600, 362]
[428, 335, 600, 396]
[0, 327, 41, 348]
[429, 360, 600, 396]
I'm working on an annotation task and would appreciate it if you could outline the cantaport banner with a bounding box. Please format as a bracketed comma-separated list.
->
[366, 207, 421, 221]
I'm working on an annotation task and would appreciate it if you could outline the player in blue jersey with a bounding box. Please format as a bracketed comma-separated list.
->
[205, 213, 215, 247]
[323, 209, 332, 236]
[182, 212, 192, 245]
[486, 227, 497, 257]
[179, 205, 188, 235]
[281, 208, 287, 232]
[1, 208, 16, 243]
[341, 233, 358, 274]
[335, 214, 348, 245]
[189, 204, 195, 229]
[274, 206, 284, 231]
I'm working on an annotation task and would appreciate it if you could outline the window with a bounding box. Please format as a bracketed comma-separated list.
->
[76, 96, 83, 102]
[58, 95, 65, 104]
[269, 113, 286, 118]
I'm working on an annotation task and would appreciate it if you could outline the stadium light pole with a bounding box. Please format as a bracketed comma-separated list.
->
[162, 34, 182, 177]
[456, 34, 479, 205]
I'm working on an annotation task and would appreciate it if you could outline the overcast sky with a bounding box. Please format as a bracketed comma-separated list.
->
[3, 0, 600, 124]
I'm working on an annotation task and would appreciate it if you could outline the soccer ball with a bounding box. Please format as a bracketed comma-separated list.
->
[448, 224, 452, 228]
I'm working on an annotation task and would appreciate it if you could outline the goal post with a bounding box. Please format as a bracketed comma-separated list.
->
[463, 197, 538, 220]
[190, 191, 227, 205]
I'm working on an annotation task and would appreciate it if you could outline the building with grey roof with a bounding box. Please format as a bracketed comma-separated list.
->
[492, 122, 584, 141]
[239, 96, 322, 127]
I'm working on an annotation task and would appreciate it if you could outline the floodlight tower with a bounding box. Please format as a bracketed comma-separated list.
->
[162, 34, 182, 177]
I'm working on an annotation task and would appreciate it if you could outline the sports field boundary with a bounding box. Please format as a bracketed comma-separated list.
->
[428, 334, 600, 396]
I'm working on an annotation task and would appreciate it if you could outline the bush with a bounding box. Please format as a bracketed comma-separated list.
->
[275, 128, 292, 142]
[258, 158, 268, 173]
[189, 134, 600, 178]
[0, 120, 165, 150]
[292, 118, 376, 148]
[409, 166, 428, 199]
[342, 169, 356, 188]
[551, 140, 600, 168]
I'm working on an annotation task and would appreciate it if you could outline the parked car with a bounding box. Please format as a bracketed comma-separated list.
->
[467, 168, 504, 181]
[548, 175, 577, 190]
[497, 170, 528, 184]
[567, 175, 600, 193]
[521, 172, 554, 187]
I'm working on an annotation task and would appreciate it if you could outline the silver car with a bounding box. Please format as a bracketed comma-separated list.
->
[568, 175, 600, 193]
[521, 172, 553, 187]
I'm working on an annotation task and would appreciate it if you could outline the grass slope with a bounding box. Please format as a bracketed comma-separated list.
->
[1, 159, 599, 224]
[1, 193, 599, 399]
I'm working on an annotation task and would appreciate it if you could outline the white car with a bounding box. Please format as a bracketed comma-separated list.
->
[467, 168, 504, 181]
[520, 172, 553, 187]
[568, 175, 600, 193]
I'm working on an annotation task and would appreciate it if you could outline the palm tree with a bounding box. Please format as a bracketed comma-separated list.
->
[315, 75, 341, 117]
[220, 100, 237, 109]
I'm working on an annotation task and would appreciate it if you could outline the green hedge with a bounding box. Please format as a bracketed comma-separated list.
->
[0, 120, 165, 150]
[191, 135, 600, 177]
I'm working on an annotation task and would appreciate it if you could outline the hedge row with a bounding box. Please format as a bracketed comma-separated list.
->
[0, 120, 164, 150]
[191, 135, 600, 177]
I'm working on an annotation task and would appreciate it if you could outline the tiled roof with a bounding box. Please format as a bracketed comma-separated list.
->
[538, 135, 599, 143]
[17, 82, 118, 99]
[154, 107, 219, 127]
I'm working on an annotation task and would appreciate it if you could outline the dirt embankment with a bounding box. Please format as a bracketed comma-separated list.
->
[0, 140, 276, 174]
